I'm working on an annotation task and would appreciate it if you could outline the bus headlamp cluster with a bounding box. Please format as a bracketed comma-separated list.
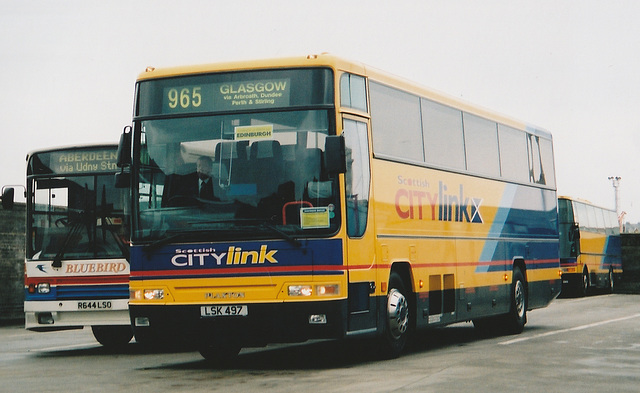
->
[37, 283, 51, 294]
[130, 289, 164, 300]
[28, 282, 51, 294]
[144, 289, 164, 300]
[288, 284, 339, 297]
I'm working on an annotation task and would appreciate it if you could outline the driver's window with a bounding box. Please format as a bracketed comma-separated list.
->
[343, 119, 370, 237]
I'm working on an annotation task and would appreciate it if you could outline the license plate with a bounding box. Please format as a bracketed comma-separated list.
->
[201, 305, 248, 317]
[77, 301, 112, 310]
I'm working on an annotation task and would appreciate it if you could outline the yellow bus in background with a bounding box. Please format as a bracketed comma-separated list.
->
[558, 196, 621, 296]
[118, 54, 561, 361]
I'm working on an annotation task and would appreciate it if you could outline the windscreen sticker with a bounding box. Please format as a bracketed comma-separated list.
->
[234, 124, 273, 140]
[300, 207, 330, 229]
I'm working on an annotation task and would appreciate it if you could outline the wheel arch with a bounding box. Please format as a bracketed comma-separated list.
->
[513, 258, 527, 280]
[388, 261, 416, 331]
[389, 261, 414, 293]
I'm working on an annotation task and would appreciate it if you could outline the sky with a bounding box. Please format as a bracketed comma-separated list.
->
[1, 0, 639, 223]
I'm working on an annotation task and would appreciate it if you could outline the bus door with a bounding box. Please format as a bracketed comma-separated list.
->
[342, 118, 377, 333]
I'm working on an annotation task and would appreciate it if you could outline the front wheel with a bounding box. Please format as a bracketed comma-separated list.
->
[580, 268, 590, 297]
[608, 268, 615, 293]
[378, 272, 410, 359]
[504, 268, 527, 334]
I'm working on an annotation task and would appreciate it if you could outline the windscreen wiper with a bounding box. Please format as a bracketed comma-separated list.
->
[143, 232, 190, 254]
[258, 222, 301, 248]
[52, 219, 84, 268]
[142, 228, 228, 254]
[143, 219, 301, 254]
[52, 184, 96, 267]
[195, 218, 302, 248]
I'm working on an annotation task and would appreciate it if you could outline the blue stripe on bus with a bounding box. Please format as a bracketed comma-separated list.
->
[479, 185, 559, 273]
[130, 238, 344, 275]
[478, 184, 518, 272]
[25, 284, 129, 301]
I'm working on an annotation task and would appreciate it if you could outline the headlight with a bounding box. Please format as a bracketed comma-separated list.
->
[143, 289, 164, 300]
[288, 284, 339, 297]
[289, 285, 313, 297]
[37, 282, 51, 294]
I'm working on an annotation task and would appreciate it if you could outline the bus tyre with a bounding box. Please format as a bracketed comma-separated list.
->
[580, 268, 589, 297]
[608, 268, 615, 294]
[91, 325, 133, 347]
[379, 272, 410, 359]
[504, 268, 527, 334]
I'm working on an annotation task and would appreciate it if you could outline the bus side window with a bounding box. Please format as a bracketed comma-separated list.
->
[343, 119, 370, 237]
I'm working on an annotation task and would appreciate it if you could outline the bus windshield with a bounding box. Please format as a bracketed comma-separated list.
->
[27, 147, 128, 261]
[134, 109, 340, 242]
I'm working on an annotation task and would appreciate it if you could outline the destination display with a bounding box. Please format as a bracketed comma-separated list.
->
[162, 78, 291, 113]
[34, 148, 119, 175]
[136, 68, 334, 117]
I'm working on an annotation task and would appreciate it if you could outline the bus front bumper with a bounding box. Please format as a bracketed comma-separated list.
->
[130, 300, 348, 347]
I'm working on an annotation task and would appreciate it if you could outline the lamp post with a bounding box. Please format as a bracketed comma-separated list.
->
[608, 176, 622, 232]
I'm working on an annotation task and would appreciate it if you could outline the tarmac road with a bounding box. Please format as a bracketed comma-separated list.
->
[1, 294, 639, 392]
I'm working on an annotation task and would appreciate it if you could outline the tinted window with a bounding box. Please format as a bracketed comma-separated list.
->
[422, 99, 465, 170]
[574, 202, 589, 228]
[528, 134, 555, 186]
[370, 82, 424, 162]
[586, 205, 598, 230]
[595, 207, 606, 230]
[343, 119, 370, 237]
[340, 73, 367, 112]
[538, 136, 555, 187]
[463, 113, 500, 176]
[498, 125, 529, 183]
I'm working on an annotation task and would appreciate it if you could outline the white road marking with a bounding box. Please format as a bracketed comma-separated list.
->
[499, 313, 640, 345]
[32, 342, 98, 352]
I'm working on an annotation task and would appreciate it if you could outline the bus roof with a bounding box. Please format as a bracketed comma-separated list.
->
[558, 196, 616, 212]
[137, 53, 550, 139]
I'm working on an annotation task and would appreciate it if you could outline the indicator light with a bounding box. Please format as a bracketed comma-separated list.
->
[130, 289, 142, 300]
[316, 284, 339, 296]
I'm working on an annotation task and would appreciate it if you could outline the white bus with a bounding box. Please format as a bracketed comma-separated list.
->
[10, 144, 132, 346]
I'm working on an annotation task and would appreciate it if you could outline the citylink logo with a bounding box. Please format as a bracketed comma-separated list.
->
[395, 180, 483, 224]
[171, 245, 278, 267]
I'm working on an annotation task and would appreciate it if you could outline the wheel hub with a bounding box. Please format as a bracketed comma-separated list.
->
[387, 289, 408, 338]
[514, 280, 525, 319]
